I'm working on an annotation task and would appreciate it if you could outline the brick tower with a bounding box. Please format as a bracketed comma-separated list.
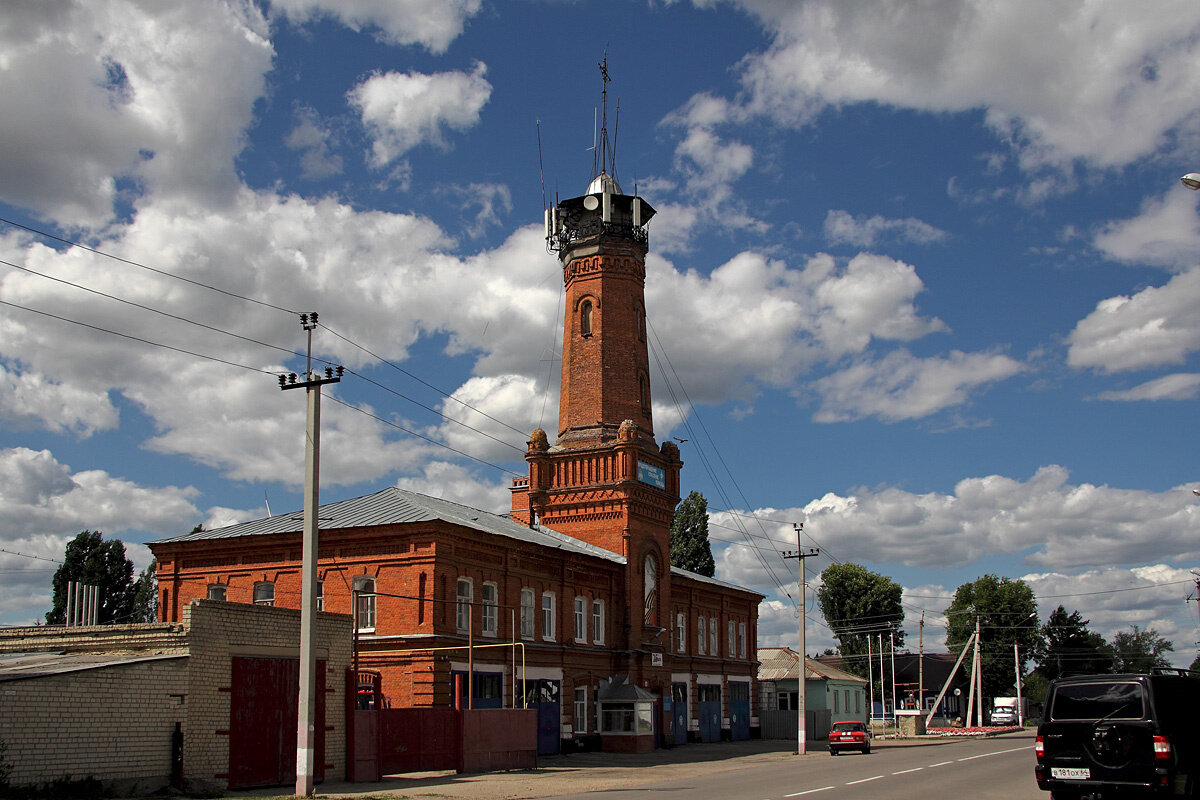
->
[511, 59, 681, 658]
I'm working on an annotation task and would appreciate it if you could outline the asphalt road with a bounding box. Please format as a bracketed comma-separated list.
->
[537, 734, 1044, 800]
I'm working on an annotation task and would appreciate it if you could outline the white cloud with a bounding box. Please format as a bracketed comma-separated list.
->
[0, 1, 273, 226]
[727, 0, 1200, 174]
[285, 106, 344, 181]
[349, 63, 492, 168]
[1067, 267, 1200, 373]
[1093, 189, 1200, 271]
[1096, 373, 1200, 402]
[393, 461, 511, 513]
[267, 0, 483, 54]
[824, 210, 948, 248]
[812, 348, 1022, 423]
[0, 363, 118, 437]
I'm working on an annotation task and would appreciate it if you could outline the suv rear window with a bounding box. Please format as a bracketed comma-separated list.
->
[1049, 681, 1145, 721]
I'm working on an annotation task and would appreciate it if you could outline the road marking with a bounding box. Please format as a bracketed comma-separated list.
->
[846, 775, 884, 785]
[958, 745, 1029, 762]
[893, 767, 924, 775]
[784, 787, 833, 797]
[928, 761, 953, 767]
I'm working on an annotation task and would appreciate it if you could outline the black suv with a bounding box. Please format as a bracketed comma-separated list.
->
[1035, 671, 1198, 798]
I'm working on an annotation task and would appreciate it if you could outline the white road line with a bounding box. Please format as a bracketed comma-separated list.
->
[784, 787, 833, 797]
[893, 767, 924, 775]
[846, 775, 884, 785]
[928, 761, 954, 767]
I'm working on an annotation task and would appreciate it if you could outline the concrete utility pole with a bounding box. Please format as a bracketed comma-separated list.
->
[783, 523, 818, 755]
[280, 312, 342, 798]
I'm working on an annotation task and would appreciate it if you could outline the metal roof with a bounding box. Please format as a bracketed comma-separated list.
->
[152, 486, 625, 565]
[757, 647, 867, 683]
[0, 650, 187, 682]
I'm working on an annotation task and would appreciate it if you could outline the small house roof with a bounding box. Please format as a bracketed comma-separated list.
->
[757, 647, 866, 683]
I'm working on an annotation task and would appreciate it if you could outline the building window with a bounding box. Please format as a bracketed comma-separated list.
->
[778, 691, 797, 711]
[639, 373, 650, 411]
[676, 612, 686, 653]
[709, 616, 718, 656]
[315, 580, 323, 612]
[574, 686, 588, 734]
[728, 620, 736, 657]
[520, 587, 535, 639]
[456, 578, 473, 633]
[635, 302, 645, 342]
[253, 582, 274, 607]
[580, 300, 593, 337]
[592, 599, 605, 645]
[643, 554, 657, 625]
[354, 576, 376, 631]
[541, 592, 556, 641]
[738, 622, 746, 659]
[697, 616, 706, 655]
[574, 596, 587, 643]
[206, 584, 226, 601]
[481, 582, 498, 637]
[834, 690, 840, 713]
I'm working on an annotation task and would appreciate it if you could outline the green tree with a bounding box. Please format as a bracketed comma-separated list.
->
[47, 530, 137, 624]
[131, 557, 158, 623]
[816, 563, 904, 678]
[945, 574, 1041, 698]
[1189, 653, 1200, 676]
[1110, 625, 1173, 673]
[670, 491, 715, 577]
[1037, 605, 1113, 680]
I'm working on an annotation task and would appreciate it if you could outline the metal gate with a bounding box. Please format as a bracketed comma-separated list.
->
[697, 684, 722, 743]
[672, 683, 689, 745]
[521, 679, 561, 755]
[379, 708, 460, 774]
[229, 656, 326, 789]
[729, 681, 750, 741]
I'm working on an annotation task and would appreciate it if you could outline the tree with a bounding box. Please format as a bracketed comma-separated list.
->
[817, 563, 904, 678]
[47, 531, 137, 625]
[1189, 653, 1200, 676]
[670, 491, 715, 577]
[1037, 605, 1113, 680]
[945, 574, 1041, 699]
[1110, 625, 1174, 673]
[131, 558, 158, 623]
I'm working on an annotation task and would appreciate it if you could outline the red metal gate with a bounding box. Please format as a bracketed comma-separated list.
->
[229, 657, 326, 789]
[380, 708, 461, 774]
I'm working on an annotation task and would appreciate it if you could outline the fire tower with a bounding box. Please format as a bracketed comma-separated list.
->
[511, 59, 682, 656]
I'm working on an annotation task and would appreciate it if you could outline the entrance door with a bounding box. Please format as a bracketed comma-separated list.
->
[729, 681, 750, 741]
[229, 657, 326, 789]
[452, 670, 504, 709]
[521, 679, 561, 755]
[672, 683, 689, 745]
[697, 684, 722, 743]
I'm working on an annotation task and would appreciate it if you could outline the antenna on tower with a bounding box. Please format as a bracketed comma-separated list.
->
[591, 49, 617, 184]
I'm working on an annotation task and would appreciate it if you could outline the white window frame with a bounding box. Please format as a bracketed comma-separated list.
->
[456, 577, 473, 633]
[728, 620, 735, 657]
[675, 612, 686, 653]
[481, 581, 498, 637]
[541, 591, 556, 641]
[739, 621, 747, 659]
[574, 686, 588, 733]
[354, 576, 376, 632]
[520, 587, 535, 640]
[315, 579, 323, 612]
[592, 599, 605, 645]
[709, 616, 718, 656]
[574, 596, 587, 643]
[253, 582, 274, 607]
[206, 584, 226, 601]
[697, 616, 706, 655]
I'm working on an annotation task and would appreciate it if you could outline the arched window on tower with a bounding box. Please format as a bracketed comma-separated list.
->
[639, 373, 650, 411]
[580, 300, 593, 337]
[635, 302, 645, 342]
[643, 553, 658, 625]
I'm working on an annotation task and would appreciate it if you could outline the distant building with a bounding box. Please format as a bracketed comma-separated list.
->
[151, 69, 761, 754]
[757, 647, 867, 739]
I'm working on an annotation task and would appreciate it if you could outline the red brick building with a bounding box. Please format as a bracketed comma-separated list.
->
[151, 108, 762, 753]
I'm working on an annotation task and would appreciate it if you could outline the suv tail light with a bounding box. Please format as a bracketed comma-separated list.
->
[1153, 735, 1171, 761]
[1035, 735, 1044, 758]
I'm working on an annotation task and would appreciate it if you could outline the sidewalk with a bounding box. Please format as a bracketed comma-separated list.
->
[240, 734, 994, 800]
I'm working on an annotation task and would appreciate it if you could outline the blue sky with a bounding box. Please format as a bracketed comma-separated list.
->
[1, 0, 1199, 667]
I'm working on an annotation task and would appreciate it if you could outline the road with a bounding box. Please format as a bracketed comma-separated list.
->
[538, 734, 1043, 800]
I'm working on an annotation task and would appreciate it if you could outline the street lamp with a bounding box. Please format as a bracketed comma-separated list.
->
[1180, 173, 1200, 190]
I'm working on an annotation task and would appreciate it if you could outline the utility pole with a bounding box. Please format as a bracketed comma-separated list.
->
[918, 613, 925, 715]
[280, 312, 342, 798]
[782, 523, 818, 755]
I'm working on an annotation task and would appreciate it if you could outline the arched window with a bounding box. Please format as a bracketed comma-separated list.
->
[253, 582, 274, 607]
[580, 299, 593, 337]
[354, 576, 376, 631]
[643, 554, 658, 624]
[206, 584, 226, 601]
[639, 373, 650, 411]
[635, 302, 645, 342]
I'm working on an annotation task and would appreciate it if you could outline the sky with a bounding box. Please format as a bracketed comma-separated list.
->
[1, 0, 1199, 669]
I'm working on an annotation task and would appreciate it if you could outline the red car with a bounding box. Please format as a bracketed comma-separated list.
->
[828, 721, 871, 755]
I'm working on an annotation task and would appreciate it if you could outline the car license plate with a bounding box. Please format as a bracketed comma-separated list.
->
[1051, 768, 1090, 780]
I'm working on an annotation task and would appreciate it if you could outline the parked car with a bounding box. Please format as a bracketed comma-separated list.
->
[828, 720, 871, 755]
[1035, 671, 1199, 798]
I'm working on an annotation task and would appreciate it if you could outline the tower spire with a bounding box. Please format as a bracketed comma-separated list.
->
[592, 51, 617, 186]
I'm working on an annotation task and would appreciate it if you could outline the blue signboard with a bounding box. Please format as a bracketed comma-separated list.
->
[637, 461, 665, 489]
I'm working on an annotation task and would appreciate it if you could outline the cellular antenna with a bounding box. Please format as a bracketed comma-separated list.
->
[591, 49, 618, 185]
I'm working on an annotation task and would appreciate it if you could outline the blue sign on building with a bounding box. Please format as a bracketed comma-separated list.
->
[637, 461, 665, 489]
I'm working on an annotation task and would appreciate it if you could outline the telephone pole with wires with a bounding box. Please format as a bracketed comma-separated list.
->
[279, 312, 342, 798]
[783, 522, 818, 754]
